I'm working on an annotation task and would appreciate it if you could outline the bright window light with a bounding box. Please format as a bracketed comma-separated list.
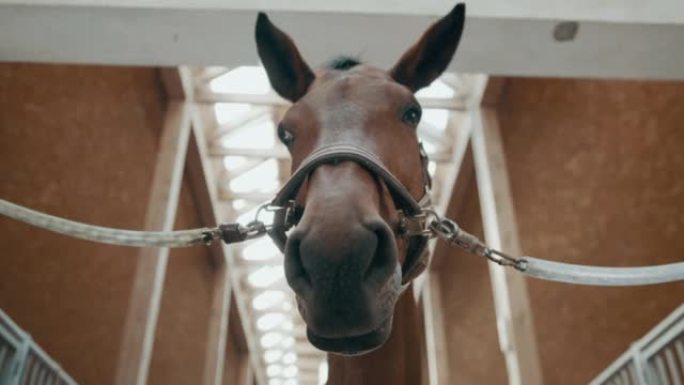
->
[267, 364, 283, 377]
[283, 365, 298, 378]
[280, 336, 295, 348]
[261, 332, 284, 348]
[428, 161, 437, 176]
[416, 78, 454, 99]
[243, 238, 281, 261]
[220, 117, 276, 150]
[421, 140, 437, 155]
[257, 313, 287, 331]
[223, 155, 249, 171]
[214, 103, 252, 125]
[318, 360, 329, 385]
[281, 301, 293, 312]
[210, 66, 272, 95]
[232, 199, 248, 211]
[229, 159, 279, 193]
[421, 109, 449, 132]
[281, 319, 294, 330]
[253, 290, 286, 311]
[282, 352, 297, 365]
[269, 379, 283, 385]
[284, 380, 297, 385]
[264, 349, 284, 364]
[248, 266, 284, 288]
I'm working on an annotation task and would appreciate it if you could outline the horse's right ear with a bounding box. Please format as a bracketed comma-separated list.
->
[255, 13, 315, 102]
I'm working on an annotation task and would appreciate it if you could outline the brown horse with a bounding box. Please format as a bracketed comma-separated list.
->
[255, 3, 465, 362]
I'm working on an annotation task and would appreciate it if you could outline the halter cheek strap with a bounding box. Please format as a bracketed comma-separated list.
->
[267, 143, 434, 285]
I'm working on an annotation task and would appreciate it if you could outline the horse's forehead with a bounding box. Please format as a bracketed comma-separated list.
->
[315, 64, 389, 82]
[306, 65, 406, 110]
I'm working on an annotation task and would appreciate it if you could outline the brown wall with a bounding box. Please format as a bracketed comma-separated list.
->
[0, 64, 165, 384]
[498, 78, 684, 385]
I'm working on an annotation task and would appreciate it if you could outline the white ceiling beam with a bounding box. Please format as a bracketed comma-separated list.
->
[1, 1, 683, 79]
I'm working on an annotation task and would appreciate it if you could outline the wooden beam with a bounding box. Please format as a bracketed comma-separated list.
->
[3, 1, 684, 80]
[114, 100, 192, 385]
[161, 66, 239, 385]
[187, 125, 233, 385]
[202, 264, 232, 385]
[415, 75, 488, 385]
[422, 273, 450, 385]
[471, 107, 543, 385]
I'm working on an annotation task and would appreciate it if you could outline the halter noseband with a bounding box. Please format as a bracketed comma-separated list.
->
[267, 142, 434, 285]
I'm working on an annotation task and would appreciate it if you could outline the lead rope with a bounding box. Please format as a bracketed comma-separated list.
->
[0, 199, 269, 248]
[424, 210, 684, 286]
[3, 199, 684, 286]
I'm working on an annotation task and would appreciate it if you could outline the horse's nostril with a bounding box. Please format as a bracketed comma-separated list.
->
[284, 231, 312, 294]
[363, 219, 399, 286]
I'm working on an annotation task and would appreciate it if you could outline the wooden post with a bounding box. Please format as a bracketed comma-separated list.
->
[162, 66, 238, 385]
[471, 107, 543, 385]
[187, 125, 233, 385]
[422, 273, 450, 385]
[418, 75, 488, 385]
[114, 100, 192, 385]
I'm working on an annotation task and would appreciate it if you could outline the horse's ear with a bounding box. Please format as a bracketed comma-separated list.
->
[390, 3, 465, 92]
[255, 13, 315, 102]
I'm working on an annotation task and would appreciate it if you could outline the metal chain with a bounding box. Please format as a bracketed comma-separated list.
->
[425, 210, 525, 271]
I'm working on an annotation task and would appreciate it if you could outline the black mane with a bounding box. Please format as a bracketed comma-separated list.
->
[326, 55, 362, 71]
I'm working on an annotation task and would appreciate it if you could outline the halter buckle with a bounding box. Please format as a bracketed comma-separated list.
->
[398, 211, 433, 237]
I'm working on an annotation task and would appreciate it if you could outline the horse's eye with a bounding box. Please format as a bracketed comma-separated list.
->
[278, 125, 295, 145]
[402, 106, 422, 126]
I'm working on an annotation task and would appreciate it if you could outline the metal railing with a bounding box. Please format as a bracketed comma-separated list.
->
[0, 309, 77, 385]
[590, 303, 684, 385]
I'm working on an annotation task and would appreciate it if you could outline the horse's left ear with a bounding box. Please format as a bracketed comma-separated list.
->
[390, 3, 465, 92]
[255, 12, 315, 102]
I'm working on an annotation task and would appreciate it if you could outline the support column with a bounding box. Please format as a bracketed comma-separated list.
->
[114, 100, 192, 385]
[471, 107, 543, 385]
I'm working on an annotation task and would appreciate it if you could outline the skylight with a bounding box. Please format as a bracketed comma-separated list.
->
[229, 159, 280, 193]
[221, 118, 276, 149]
[210, 66, 272, 95]
[416, 78, 455, 99]
[214, 103, 252, 124]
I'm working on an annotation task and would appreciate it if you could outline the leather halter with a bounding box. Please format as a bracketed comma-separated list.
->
[267, 142, 434, 285]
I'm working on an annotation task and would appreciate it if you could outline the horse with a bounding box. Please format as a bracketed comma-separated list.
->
[254, 2, 465, 379]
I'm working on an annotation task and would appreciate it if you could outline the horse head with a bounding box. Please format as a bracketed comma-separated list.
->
[255, 3, 465, 355]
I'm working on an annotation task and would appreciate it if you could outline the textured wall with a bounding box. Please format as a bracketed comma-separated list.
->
[498, 78, 684, 385]
[0, 64, 165, 384]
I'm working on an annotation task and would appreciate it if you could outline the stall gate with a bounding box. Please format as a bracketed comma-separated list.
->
[0, 309, 77, 385]
[591, 304, 684, 385]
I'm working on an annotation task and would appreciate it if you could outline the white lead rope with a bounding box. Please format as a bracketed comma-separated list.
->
[428, 214, 684, 287]
[519, 257, 684, 286]
[2, 198, 684, 286]
[0, 199, 218, 248]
